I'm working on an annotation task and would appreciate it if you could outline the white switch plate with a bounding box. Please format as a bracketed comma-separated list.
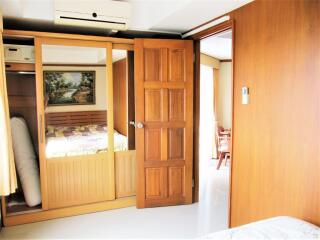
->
[242, 87, 249, 104]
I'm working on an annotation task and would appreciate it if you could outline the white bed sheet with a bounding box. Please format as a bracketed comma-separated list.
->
[201, 216, 320, 239]
[46, 131, 127, 158]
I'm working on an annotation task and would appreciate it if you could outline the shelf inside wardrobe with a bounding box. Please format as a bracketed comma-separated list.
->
[5, 192, 42, 216]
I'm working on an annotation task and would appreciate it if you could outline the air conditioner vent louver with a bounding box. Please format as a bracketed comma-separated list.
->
[54, 0, 131, 30]
[59, 16, 127, 26]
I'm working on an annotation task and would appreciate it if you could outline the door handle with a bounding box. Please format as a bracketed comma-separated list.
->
[129, 121, 136, 127]
[136, 122, 144, 129]
[129, 121, 144, 129]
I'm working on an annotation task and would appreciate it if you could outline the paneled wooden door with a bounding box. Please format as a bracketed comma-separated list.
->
[135, 39, 193, 208]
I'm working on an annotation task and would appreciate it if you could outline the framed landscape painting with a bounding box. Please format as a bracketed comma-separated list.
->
[44, 71, 96, 106]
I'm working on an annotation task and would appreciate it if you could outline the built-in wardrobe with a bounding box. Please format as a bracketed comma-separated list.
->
[1, 30, 195, 227]
[1, 32, 136, 226]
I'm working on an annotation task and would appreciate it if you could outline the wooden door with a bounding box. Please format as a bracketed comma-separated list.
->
[135, 39, 193, 208]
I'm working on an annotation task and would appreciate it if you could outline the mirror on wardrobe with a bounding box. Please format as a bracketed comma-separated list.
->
[41, 45, 109, 159]
[112, 49, 135, 152]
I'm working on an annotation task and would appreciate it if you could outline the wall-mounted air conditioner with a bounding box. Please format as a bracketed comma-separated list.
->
[54, 0, 131, 31]
[4, 44, 35, 63]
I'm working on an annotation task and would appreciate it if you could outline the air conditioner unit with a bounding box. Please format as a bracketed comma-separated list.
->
[54, 0, 131, 31]
[4, 44, 35, 63]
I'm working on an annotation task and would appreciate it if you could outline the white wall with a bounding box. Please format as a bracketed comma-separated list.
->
[199, 64, 215, 161]
[200, 53, 220, 69]
[44, 66, 107, 113]
[217, 62, 232, 129]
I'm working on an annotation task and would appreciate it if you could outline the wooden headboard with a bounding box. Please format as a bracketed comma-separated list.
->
[46, 111, 107, 127]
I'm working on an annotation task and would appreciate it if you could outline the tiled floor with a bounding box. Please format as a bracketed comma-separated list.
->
[0, 160, 229, 239]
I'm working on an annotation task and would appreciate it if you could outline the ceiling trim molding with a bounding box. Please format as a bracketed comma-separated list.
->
[182, 15, 230, 39]
[190, 20, 233, 40]
[3, 29, 134, 44]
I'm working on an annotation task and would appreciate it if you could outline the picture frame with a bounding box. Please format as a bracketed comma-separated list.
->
[44, 71, 96, 106]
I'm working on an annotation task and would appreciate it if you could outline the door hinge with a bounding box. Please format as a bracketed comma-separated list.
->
[192, 179, 195, 188]
[193, 53, 196, 63]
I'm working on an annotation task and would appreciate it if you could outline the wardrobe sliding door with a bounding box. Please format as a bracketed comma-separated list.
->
[112, 49, 136, 198]
[35, 38, 114, 209]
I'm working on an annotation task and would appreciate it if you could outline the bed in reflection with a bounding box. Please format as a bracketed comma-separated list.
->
[44, 111, 135, 209]
[46, 123, 127, 158]
[45, 110, 127, 158]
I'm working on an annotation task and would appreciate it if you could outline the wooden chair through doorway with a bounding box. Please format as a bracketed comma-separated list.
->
[216, 126, 231, 170]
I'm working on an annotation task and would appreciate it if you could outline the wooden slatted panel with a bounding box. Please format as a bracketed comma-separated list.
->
[46, 153, 114, 209]
[115, 150, 136, 198]
[45, 111, 107, 127]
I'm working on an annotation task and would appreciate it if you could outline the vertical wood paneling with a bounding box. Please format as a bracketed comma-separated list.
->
[127, 52, 136, 150]
[229, 0, 320, 227]
[115, 150, 136, 198]
[113, 58, 128, 136]
[46, 153, 113, 209]
[34, 37, 48, 209]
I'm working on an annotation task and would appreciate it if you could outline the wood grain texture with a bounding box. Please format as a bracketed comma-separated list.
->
[115, 150, 136, 198]
[3, 196, 135, 226]
[113, 58, 128, 136]
[6, 71, 38, 150]
[3, 29, 134, 44]
[34, 37, 48, 209]
[228, 0, 320, 227]
[192, 41, 200, 203]
[35, 37, 115, 211]
[46, 153, 114, 209]
[135, 39, 193, 208]
[46, 111, 107, 127]
[106, 42, 116, 201]
[5, 63, 35, 72]
[127, 51, 135, 150]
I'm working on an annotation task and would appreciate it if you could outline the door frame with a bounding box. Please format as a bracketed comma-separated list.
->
[191, 20, 235, 228]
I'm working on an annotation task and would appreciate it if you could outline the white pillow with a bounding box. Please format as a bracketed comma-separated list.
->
[10, 117, 41, 207]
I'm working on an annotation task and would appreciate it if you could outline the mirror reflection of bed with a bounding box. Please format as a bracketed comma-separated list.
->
[42, 45, 135, 209]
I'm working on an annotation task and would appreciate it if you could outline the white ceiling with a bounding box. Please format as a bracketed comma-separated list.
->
[42, 45, 126, 64]
[1, 0, 253, 34]
[200, 30, 232, 60]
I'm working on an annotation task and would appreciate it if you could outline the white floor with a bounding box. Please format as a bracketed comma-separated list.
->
[0, 161, 229, 239]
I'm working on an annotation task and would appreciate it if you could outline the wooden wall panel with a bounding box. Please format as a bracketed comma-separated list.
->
[115, 150, 136, 198]
[229, 0, 320, 227]
[127, 52, 135, 150]
[46, 111, 107, 127]
[46, 153, 114, 209]
[113, 58, 128, 136]
[5, 71, 38, 151]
